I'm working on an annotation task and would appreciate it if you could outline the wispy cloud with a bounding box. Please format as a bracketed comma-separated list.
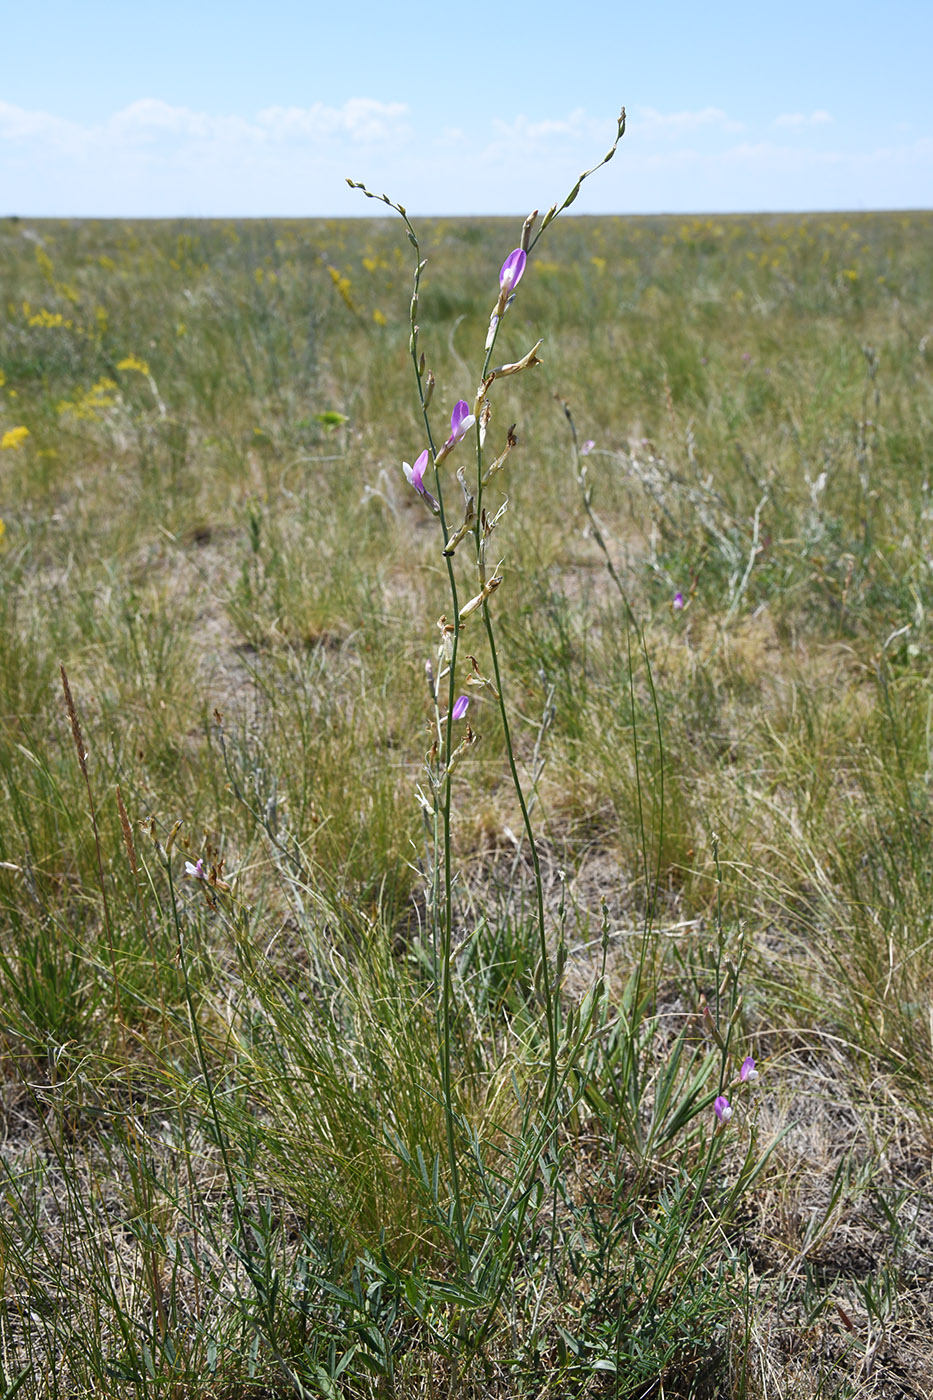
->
[0, 96, 417, 213]
[0, 96, 411, 156]
[635, 106, 745, 137]
[487, 108, 604, 150]
[257, 100, 410, 144]
[0, 98, 928, 215]
[0, 101, 84, 150]
[773, 110, 834, 128]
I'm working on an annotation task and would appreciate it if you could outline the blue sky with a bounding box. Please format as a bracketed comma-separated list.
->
[2, 0, 931, 215]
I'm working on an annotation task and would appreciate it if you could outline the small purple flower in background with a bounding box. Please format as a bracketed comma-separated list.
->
[714, 1095, 732, 1124]
[451, 695, 470, 721]
[499, 248, 527, 296]
[185, 858, 206, 880]
[742, 352, 752, 364]
[673, 592, 685, 611]
[581, 439, 595, 457]
[740, 1056, 758, 1082]
[445, 399, 475, 449]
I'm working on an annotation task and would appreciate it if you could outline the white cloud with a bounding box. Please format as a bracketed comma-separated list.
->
[0, 97, 929, 215]
[635, 106, 745, 137]
[0, 100, 88, 158]
[774, 110, 834, 128]
[107, 100, 263, 151]
[488, 108, 601, 149]
[0, 96, 418, 212]
[0, 96, 411, 157]
[257, 100, 409, 144]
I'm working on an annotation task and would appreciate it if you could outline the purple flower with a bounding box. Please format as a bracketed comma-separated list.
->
[499, 248, 526, 295]
[185, 858, 206, 880]
[451, 695, 469, 721]
[742, 352, 752, 364]
[673, 592, 685, 611]
[714, 1095, 732, 1124]
[402, 448, 438, 511]
[740, 1056, 758, 1082]
[581, 439, 595, 457]
[402, 448, 430, 494]
[445, 399, 475, 449]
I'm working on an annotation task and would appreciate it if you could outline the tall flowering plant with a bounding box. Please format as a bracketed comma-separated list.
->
[347, 109, 626, 1283]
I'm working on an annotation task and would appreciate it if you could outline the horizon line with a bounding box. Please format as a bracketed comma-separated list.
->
[5, 205, 932, 222]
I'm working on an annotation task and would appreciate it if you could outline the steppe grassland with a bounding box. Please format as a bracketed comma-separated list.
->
[0, 209, 932, 1397]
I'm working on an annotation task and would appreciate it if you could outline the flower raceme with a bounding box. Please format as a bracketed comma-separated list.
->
[402, 399, 481, 510]
[713, 1057, 759, 1126]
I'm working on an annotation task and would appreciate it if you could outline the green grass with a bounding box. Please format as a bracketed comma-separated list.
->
[1, 204, 932, 1398]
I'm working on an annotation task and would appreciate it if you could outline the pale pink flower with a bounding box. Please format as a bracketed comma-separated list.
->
[740, 1056, 758, 1082]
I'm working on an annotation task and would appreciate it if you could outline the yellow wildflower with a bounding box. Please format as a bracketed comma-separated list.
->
[57, 378, 118, 421]
[117, 354, 151, 375]
[372, 308, 387, 327]
[327, 265, 356, 312]
[1, 425, 29, 450]
[28, 309, 68, 329]
[35, 247, 54, 282]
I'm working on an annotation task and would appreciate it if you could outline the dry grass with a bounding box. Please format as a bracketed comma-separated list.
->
[0, 207, 932, 1396]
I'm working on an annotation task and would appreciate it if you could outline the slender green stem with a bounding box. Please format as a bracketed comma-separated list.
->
[392, 204, 468, 1269]
[481, 604, 558, 1102]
